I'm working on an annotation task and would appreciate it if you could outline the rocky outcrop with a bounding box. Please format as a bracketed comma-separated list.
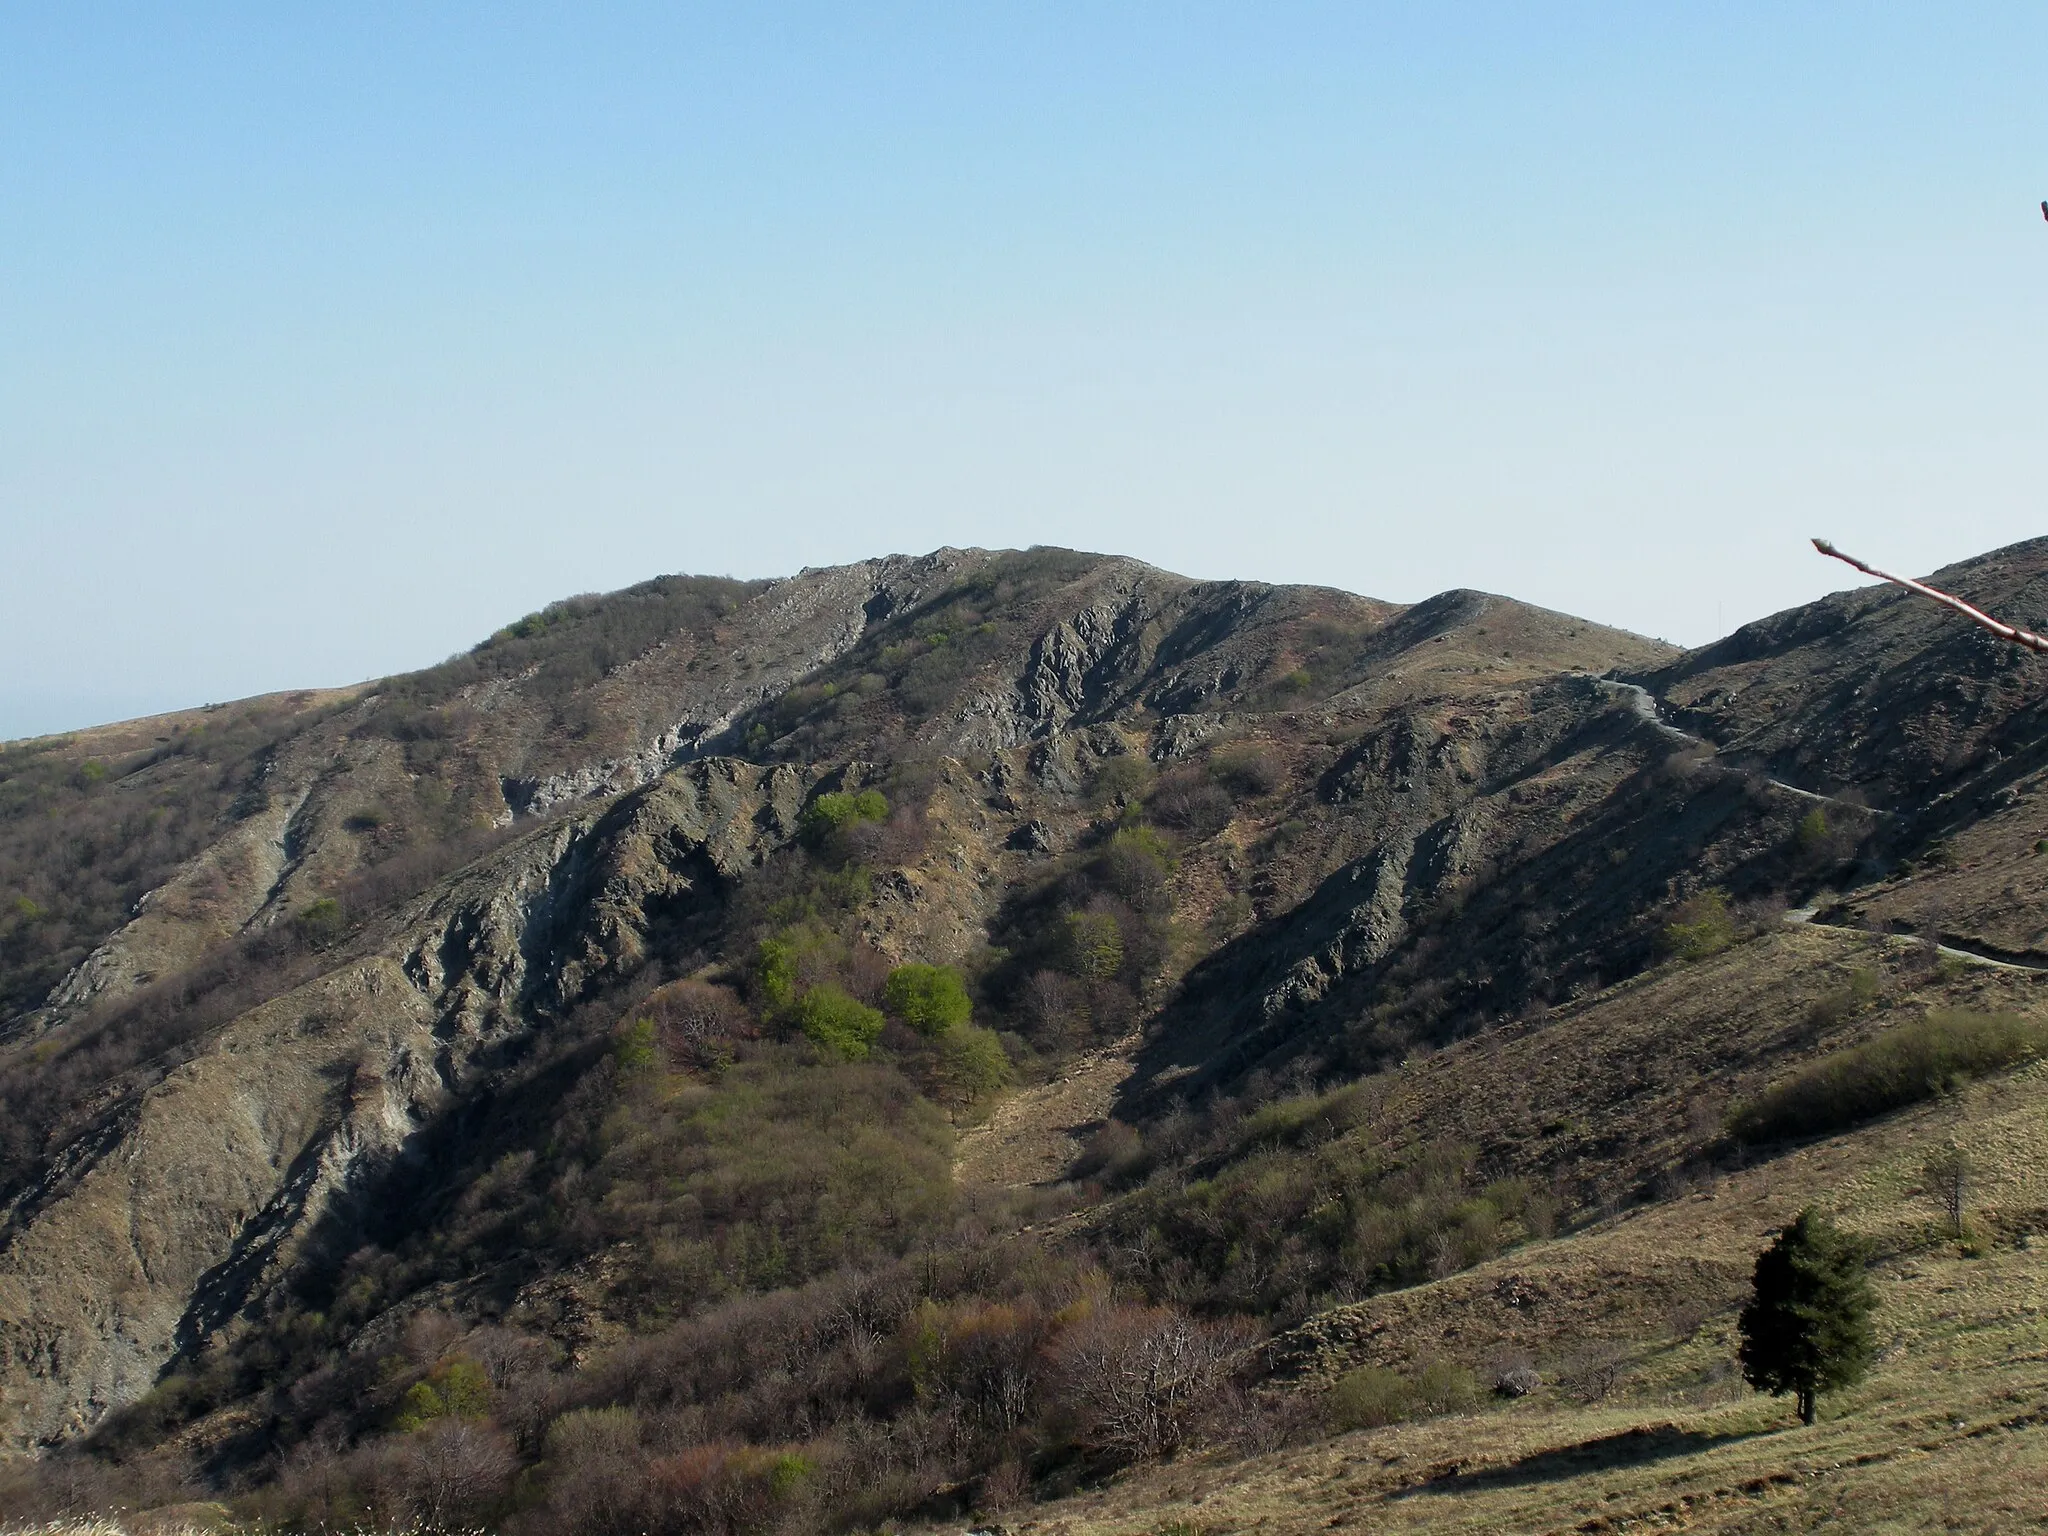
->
[0, 757, 803, 1447]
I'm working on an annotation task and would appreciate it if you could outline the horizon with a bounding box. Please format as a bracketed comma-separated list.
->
[6, 5, 2046, 740]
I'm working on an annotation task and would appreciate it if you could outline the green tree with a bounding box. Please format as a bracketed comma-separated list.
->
[794, 984, 885, 1061]
[1737, 1208, 1876, 1425]
[936, 1025, 1013, 1102]
[754, 936, 800, 1009]
[1660, 890, 1735, 962]
[1063, 909, 1125, 981]
[801, 788, 888, 846]
[883, 963, 972, 1037]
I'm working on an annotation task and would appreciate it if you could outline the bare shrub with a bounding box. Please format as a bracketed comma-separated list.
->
[1922, 1141, 1974, 1239]
[1212, 743, 1285, 798]
[1053, 1305, 1253, 1460]
[1557, 1342, 1629, 1402]
[392, 1418, 516, 1528]
[1149, 769, 1234, 836]
[641, 979, 754, 1066]
[538, 1406, 648, 1536]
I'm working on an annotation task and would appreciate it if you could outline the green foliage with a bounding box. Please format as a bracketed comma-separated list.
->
[1795, 808, 1830, 854]
[802, 788, 889, 846]
[393, 1355, 492, 1431]
[1098, 825, 1176, 910]
[613, 1017, 659, 1075]
[884, 963, 973, 1037]
[754, 937, 800, 1008]
[1738, 1208, 1876, 1424]
[1730, 1010, 2048, 1143]
[935, 1025, 1014, 1103]
[1326, 1365, 1411, 1429]
[794, 984, 886, 1061]
[1102, 1134, 1547, 1321]
[293, 897, 349, 949]
[1660, 890, 1735, 962]
[1062, 909, 1126, 981]
[1086, 756, 1154, 810]
[1327, 1357, 1479, 1430]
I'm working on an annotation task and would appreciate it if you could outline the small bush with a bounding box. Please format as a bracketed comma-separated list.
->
[793, 984, 886, 1061]
[1212, 742, 1285, 797]
[1805, 968, 1880, 1033]
[1730, 1010, 2048, 1143]
[1327, 1365, 1411, 1430]
[1062, 909, 1126, 981]
[1660, 891, 1735, 962]
[936, 1025, 1013, 1103]
[801, 789, 889, 850]
[1149, 769, 1234, 835]
[1412, 1358, 1481, 1415]
[293, 897, 349, 949]
[1327, 1356, 1478, 1431]
[1085, 756, 1153, 810]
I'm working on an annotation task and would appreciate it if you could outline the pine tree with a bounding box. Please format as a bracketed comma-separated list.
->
[1737, 1208, 1877, 1425]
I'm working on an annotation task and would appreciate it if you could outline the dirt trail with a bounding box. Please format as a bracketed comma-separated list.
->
[954, 1037, 1139, 1188]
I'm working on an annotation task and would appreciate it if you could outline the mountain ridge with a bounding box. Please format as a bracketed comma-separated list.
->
[4, 540, 2047, 1534]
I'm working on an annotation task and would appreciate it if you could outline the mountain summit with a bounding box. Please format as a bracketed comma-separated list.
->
[5, 543, 2048, 1532]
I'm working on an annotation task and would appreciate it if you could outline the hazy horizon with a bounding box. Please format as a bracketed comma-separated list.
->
[6, 5, 2046, 741]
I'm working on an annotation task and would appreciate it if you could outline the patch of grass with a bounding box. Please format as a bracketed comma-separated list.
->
[1730, 1009, 2048, 1144]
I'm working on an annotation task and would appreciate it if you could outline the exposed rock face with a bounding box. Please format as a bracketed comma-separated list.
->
[0, 542, 1711, 1447]
[0, 759, 804, 1446]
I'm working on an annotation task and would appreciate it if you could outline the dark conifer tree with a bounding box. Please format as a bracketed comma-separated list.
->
[1738, 1208, 1877, 1425]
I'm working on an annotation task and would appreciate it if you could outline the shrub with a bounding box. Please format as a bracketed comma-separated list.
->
[1053, 1304, 1251, 1460]
[640, 979, 753, 1066]
[1212, 743, 1285, 797]
[1327, 1357, 1476, 1431]
[883, 963, 973, 1037]
[1729, 1010, 2048, 1143]
[393, 1355, 492, 1431]
[1062, 910, 1125, 982]
[612, 1018, 658, 1075]
[1660, 890, 1735, 962]
[1412, 1358, 1480, 1415]
[1804, 968, 1879, 1033]
[753, 937, 800, 1008]
[1098, 826, 1175, 911]
[1149, 769, 1234, 835]
[1327, 1365, 1411, 1430]
[794, 985, 886, 1061]
[1085, 757, 1153, 810]
[294, 897, 349, 949]
[801, 788, 889, 850]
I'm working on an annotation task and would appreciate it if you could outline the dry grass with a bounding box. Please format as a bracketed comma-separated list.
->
[940, 1060, 2048, 1535]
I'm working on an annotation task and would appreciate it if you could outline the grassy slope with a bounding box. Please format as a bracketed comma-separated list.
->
[925, 917, 2048, 1534]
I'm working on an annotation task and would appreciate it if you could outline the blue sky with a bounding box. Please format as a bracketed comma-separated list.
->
[3, 5, 2045, 738]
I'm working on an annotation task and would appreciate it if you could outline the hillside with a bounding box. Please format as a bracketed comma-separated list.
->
[3, 540, 2046, 1534]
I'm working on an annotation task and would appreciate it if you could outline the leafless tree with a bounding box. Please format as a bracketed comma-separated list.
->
[1053, 1304, 1254, 1459]
[1923, 1142, 1974, 1238]
[393, 1418, 516, 1530]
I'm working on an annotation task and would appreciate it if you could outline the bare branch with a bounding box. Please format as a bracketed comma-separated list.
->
[1813, 538, 2048, 655]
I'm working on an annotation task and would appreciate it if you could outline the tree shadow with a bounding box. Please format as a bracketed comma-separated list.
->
[1396, 1423, 1763, 1496]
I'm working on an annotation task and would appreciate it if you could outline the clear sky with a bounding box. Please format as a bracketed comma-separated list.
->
[4, 5, 2045, 739]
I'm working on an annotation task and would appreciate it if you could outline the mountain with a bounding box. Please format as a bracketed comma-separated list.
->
[3, 542, 2046, 1534]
